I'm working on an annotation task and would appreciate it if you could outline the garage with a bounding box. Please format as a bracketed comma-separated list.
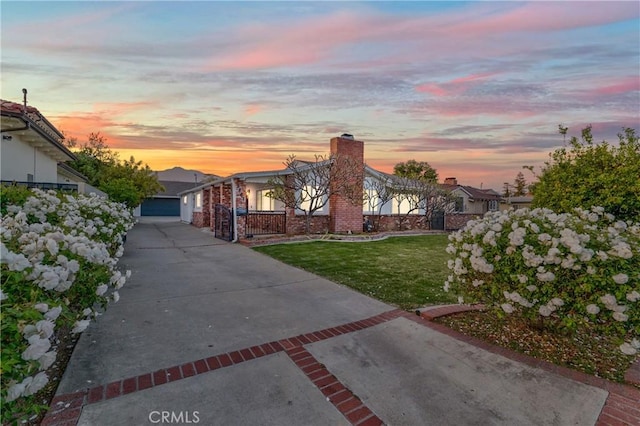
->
[140, 197, 180, 216]
[137, 180, 202, 217]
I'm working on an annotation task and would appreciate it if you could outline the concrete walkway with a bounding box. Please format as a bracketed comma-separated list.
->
[44, 219, 638, 425]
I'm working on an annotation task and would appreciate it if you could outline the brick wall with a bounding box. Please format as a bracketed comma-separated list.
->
[286, 213, 330, 235]
[202, 188, 211, 228]
[192, 211, 204, 228]
[445, 213, 481, 231]
[208, 185, 220, 231]
[235, 178, 247, 240]
[370, 215, 431, 232]
[209, 183, 232, 232]
[329, 136, 364, 234]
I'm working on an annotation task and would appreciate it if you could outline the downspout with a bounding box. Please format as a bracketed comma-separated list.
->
[231, 178, 238, 242]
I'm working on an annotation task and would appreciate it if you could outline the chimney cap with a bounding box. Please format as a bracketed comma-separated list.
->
[444, 177, 458, 185]
[340, 133, 354, 140]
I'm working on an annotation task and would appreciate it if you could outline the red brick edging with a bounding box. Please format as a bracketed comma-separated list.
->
[285, 346, 383, 425]
[42, 310, 403, 426]
[42, 307, 640, 426]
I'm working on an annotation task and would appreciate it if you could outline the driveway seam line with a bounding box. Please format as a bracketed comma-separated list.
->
[41, 309, 402, 426]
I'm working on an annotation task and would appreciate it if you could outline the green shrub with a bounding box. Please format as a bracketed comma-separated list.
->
[1, 188, 134, 422]
[445, 207, 639, 355]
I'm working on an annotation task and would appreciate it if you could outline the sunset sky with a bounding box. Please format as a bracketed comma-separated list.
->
[2, 1, 639, 191]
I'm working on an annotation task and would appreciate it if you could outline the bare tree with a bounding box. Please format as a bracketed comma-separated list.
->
[267, 153, 363, 234]
[363, 173, 396, 231]
[391, 176, 456, 230]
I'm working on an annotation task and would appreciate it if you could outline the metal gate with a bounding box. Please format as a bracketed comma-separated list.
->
[431, 210, 445, 230]
[214, 204, 233, 241]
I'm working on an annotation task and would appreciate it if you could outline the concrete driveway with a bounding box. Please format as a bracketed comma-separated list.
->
[44, 219, 632, 426]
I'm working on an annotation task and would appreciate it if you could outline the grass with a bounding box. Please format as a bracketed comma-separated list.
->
[254, 235, 638, 386]
[254, 235, 456, 310]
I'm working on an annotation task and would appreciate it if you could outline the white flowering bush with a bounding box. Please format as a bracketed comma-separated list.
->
[0, 186, 134, 421]
[445, 206, 639, 356]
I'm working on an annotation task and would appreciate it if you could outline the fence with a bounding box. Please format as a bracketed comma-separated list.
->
[246, 211, 286, 236]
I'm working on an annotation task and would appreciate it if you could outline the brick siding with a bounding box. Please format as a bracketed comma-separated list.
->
[445, 213, 481, 231]
[192, 211, 204, 227]
[202, 188, 211, 228]
[329, 136, 364, 234]
[286, 213, 330, 235]
[370, 215, 432, 232]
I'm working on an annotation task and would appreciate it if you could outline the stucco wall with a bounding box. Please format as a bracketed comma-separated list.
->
[1, 135, 58, 182]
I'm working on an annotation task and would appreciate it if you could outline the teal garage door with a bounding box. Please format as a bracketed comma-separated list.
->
[141, 198, 180, 216]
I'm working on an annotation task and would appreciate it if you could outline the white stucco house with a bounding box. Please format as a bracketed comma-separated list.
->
[1, 96, 103, 195]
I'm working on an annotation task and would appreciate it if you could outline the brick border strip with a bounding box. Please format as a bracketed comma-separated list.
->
[285, 346, 383, 426]
[42, 309, 403, 426]
[404, 309, 640, 426]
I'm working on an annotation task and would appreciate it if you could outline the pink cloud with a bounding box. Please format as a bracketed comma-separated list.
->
[205, 10, 367, 71]
[202, 3, 638, 71]
[447, 2, 640, 36]
[415, 84, 449, 97]
[416, 73, 498, 97]
[591, 76, 640, 96]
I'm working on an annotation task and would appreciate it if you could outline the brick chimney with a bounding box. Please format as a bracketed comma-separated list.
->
[444, 177, 458, 185]
[329, 134, 364, 233]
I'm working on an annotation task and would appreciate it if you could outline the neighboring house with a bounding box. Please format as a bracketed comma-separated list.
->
[1, 96, 103, 195]
[136, 180, 200, 217]
[180, 135, 498, 241]
[440, 178, 502, 230]
[501, 195, 534, 211]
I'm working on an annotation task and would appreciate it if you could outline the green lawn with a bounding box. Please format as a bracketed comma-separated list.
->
[253, 235, 456, 310]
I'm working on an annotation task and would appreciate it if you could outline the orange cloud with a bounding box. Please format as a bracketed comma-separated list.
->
[244, 104, 263, 116]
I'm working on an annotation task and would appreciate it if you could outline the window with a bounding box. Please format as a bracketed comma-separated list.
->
[195, 192, 202, 209]
[257, 189, 275, 211]
[488, 199, 498, 211]
[363, 188, 380, 213]
[299, 185, 316, 212]
[454, 197, 464, 212]
[392, 194, 418, 215]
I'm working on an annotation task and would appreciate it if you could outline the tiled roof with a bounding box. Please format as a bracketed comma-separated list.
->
[1, 98, 74, 162]
[1, 99, 65, 141]
[1, 99, 40, 115]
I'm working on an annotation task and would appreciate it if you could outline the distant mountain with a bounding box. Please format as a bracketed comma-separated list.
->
[155, 167, 219, 183]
